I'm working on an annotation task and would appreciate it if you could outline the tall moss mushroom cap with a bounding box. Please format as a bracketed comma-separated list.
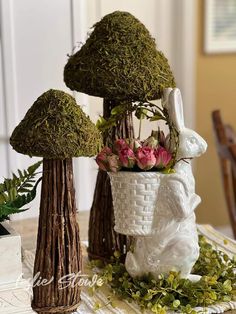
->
[64, 11, 176, 101]
[10, 89, 102, 159]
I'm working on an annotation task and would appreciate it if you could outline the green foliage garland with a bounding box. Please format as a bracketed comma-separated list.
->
[90, 236, 236, 314]
[0, 161, 42, 222]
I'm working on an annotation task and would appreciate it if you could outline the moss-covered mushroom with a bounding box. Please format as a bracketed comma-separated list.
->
[10, 89, 102, 314]
[64, 11, 176, 262]
[10, 89, 101, 159]
[64, 11, 175, 101]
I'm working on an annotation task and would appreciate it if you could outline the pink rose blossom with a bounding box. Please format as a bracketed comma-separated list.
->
[154, 147, 172, 169]
[96, 147, 112, 171]
[107, 154, 121, 172]
[114, 139, 128, 153]
[119, 147, 136, 168]
[136, 147, 156, 170]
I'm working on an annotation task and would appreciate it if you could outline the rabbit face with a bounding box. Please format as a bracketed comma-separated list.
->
[178, 128, 207, 158]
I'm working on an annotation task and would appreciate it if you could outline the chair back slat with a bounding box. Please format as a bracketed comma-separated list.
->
[212, 110, 236, 238]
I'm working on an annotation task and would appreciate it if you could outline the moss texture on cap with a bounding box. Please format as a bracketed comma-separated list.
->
[10, 89, 102, 159]
[64, 11, 176, 101]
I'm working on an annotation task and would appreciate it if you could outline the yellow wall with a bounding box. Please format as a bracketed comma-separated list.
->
[195, 0, 236, 226]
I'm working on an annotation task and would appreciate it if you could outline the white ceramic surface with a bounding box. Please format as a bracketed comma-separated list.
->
[110, 88, 207, 280]
[109, 171, 161, 236]
[0, 222, 22, 285]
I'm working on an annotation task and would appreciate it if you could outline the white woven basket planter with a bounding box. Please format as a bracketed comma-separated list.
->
[109, 171, 161, 236]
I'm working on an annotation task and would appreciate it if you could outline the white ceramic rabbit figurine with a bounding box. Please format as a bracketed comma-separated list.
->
[125, 88, 207, 280]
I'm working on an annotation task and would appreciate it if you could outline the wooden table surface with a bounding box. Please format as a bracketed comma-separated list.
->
[12, 211, 89, 252]
[11, 212, 236, 314]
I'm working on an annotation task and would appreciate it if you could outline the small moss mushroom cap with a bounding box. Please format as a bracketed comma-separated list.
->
[64, 11, 175, 101]
[10, 89, 102, 159]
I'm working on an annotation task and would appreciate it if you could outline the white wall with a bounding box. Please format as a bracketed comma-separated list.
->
[0, 38, 8, 179]
[0, 0, 196, 219]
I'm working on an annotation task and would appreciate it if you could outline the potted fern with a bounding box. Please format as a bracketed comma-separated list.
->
[0, 161, 41, 285]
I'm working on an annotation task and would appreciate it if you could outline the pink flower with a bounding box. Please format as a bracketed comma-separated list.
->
[119, 147, 136, 168]
[107, 154, 121, 172]
[114, 139, 128, 153]
[154, 147, 172, 169]
[96, 147, 112, 171]
[136, 147, 156, 170]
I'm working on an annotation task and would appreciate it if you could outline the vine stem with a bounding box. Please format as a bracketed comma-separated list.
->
[138, 117, 142, 139]
[145, 101, 164, 113]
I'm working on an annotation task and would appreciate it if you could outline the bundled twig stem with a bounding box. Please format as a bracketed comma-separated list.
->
[88, 99, 134, 262]
[32, 159, 81, 314]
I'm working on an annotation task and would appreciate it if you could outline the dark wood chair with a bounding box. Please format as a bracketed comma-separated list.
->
[212, 110, 236, 239]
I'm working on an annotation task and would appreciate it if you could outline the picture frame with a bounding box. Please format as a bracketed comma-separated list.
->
[204, 0, 236, 53]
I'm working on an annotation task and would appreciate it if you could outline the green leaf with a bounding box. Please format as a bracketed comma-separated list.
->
[0, 204, 28, 222]
[209, 291, 217, 300]
[161, 168, 175, 174]
[150, 113, 164, 121]
[173, 300, 180, 308]
[0, 161, 42, 221]
[27, 161, 42, 175]
[96, 116, 117, 131]
[135, 107, 148, 120]
[223, 295, 231, 302]
[223, 279, 232, 291]
[111, 105, 126, 116]
[18, 169, 23, 178]
[0, 193, 8, 204]
[114, 251, 121, 259]
[96, 116, 106, 129]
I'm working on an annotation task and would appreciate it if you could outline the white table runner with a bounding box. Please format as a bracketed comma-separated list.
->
[0, 225, 235, 314]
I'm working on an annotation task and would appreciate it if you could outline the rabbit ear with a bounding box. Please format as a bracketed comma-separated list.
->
[162, 88, 173, 110]
[169, 88, 185, 131]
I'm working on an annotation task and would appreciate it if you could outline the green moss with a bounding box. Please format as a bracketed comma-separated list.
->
[10, 89, 102, 159]
[64, 11, 175, 101]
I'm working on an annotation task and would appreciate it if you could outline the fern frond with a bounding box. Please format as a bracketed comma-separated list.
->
[0, 193, 8, 204]
[0, 204, 28, 223]
[0, 161, 42, 222]
[0, 161, 42, 195]
[27, 161, 42, 175]
[1, 161, 41, 194]
[8, 178, 42, 209]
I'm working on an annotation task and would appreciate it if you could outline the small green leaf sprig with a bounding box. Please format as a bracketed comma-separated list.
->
[96, 100, 180, 168]
[90, 236, 236, 314]
[0, 161, 42, 222]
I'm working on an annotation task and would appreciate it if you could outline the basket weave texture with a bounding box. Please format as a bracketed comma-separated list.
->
[109, 172, 161, 236]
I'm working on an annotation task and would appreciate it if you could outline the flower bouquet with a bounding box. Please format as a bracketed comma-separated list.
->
[96, 135, 172, 173]
[96, 135, 173, 236]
